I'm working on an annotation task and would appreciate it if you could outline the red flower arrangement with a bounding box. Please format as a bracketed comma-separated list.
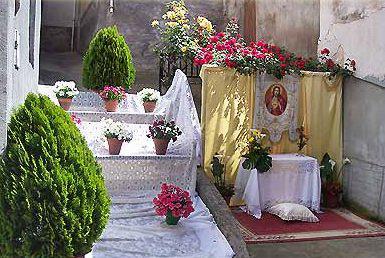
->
[146, 119, 182, 142]
[194, 19, 356, 79]
[153, 183, 194, 225]
[70, 114, 81, 125]
[99, 85, 126, 101]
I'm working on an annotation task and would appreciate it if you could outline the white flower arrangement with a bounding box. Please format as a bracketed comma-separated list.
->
[137, 88, 161, 102]
[101, 118, 133, 142]
[53, 81, 79, 99]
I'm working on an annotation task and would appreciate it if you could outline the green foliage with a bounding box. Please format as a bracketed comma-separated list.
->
[0, 94, 111, 257]
[242, 131, 272, 173]
[210, 156, 234, 198]
[83, 25, 136, 91]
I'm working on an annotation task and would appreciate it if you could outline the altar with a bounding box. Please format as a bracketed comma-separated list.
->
[233, 154, 321, 219]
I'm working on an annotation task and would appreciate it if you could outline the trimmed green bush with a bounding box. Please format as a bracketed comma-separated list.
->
[83, 25, 136, 91]
[0, 94, 110, 257]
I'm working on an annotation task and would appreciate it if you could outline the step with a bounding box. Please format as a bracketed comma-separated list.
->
[69, 92, 161, 123]
[78, 122, 197, 194]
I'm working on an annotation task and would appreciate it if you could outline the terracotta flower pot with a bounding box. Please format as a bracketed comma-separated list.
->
[153, 138, 170, 155]
[58, 98, 73, 111]
[166, 210, 181, 225]
[107, 137, 123, 155]
[143, 101, 157, 113]
[104, 99, 119, 112]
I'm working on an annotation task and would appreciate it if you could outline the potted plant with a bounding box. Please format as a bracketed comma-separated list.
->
[101, 118, 133, 155]
[210, 155, 234, 205]
[83, 26, 135, 91]
[320, 153, 351, 208]
[53, 80, 79, 111]
[242, 129, 272, 173]
[137, 88, 161, 113]
[99, 85, 126, 112]
[153, 183, 194, 225]
[0, 94, 110, 257]
[146, 119, 182, 155]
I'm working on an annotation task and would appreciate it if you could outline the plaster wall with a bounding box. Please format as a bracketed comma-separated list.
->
[319, 0, 385, 86]
[0, 0, 41, 152]
[254, 0, 320, 57]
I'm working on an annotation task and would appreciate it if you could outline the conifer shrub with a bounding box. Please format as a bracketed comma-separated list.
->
[0, 93, 110, 257]
[83, 25, 136, 91]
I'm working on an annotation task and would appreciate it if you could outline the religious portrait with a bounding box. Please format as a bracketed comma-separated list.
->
[264, 83, 288, 116]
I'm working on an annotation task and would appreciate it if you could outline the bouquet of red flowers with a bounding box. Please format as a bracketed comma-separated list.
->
[99, 85, 126, 101]
[146, 119, 182, 142]
[153, 183, 194, 225]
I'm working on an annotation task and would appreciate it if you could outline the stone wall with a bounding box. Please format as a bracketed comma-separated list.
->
[0, 0, 41, 152]
[77, 0, 227, 86]
[343, 76, 385, 220]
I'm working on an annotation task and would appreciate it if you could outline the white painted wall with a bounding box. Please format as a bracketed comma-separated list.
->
[319, 0, 385, 86]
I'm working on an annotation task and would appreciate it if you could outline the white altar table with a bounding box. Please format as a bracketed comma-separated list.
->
[233, 154, 321, 218]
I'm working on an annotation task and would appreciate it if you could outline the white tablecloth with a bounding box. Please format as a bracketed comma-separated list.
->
[234, 154, 321, 218]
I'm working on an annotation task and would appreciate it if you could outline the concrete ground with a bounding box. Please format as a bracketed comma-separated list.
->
[247, 237, 385, 258]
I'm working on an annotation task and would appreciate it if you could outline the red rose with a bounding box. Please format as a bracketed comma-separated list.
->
[320, 48, 330, 55]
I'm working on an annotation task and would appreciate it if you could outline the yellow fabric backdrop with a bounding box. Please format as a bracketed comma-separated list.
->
[200, 67, 343, 183]
[200, 66, 255, 183]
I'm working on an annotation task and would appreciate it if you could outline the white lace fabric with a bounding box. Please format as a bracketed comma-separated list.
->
[234, 154, 321, 219]
[90, 191, 234, 258]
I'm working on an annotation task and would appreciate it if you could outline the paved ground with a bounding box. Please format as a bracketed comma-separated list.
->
[247, 237, 385, 258]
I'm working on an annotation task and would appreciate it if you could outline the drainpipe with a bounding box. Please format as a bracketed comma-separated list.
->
[71, 0, 77, 52]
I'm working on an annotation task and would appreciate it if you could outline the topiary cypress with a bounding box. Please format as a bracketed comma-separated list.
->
[0, 93, 110, 257]
[82, 25, 136, 91]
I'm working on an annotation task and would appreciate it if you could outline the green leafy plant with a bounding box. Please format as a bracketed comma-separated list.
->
[242, 130, 272, 173]
[210, 155, 234, 203]
[83, 25, 135, 91]
[320, 153, 351, 207]
[0, 94, 111, 257]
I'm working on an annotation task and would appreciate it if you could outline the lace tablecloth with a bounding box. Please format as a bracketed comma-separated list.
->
[233, 154, 321, 218]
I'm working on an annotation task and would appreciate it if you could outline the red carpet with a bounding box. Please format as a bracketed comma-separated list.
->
[233, 208, 385, 243]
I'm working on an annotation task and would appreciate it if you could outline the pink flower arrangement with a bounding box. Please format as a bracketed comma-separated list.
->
[153, 183, 194, 218]
[99, 85, 126, 101]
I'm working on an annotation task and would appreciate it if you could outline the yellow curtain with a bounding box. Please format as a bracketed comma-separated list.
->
[267, 71, 343, 167]
[200, 66, 255, 183]
[201, 67, 343, 183]
[299, 71, 343, 166]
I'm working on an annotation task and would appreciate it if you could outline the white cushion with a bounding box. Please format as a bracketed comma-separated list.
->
[266, 203, 319, 222]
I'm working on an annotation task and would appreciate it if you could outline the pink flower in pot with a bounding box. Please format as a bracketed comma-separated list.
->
[99, 85, 126, 112]
[146, 119, 182, 155]
[153, 183, 194, 225]
[53, 81, 79, 111]
[101, 118, 133, 155]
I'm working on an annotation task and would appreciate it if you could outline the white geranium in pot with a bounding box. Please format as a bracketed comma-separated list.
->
[53, 81, 79, 111]
[137, 88, 161, 113]
[101, 118, 133, 155]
